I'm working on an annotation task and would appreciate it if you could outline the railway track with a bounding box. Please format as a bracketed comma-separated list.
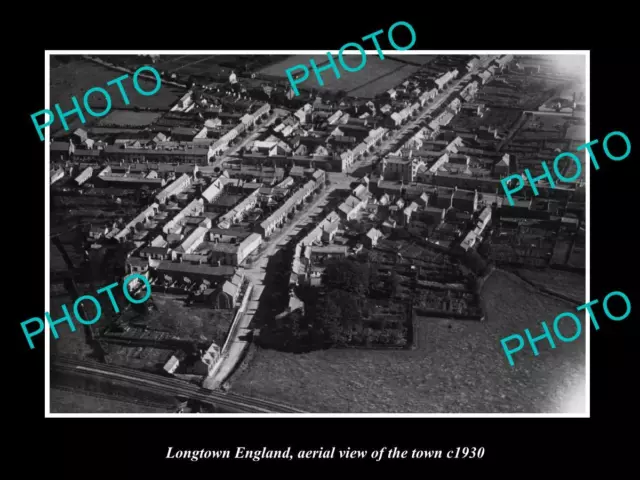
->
[52, 356, 305, 414]
[51, 384, 174, 412]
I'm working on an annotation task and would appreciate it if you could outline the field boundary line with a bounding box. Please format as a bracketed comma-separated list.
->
[346, 63, 414, 95]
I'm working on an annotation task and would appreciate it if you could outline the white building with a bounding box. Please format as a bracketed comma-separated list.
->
[74, 166, 93, 186]
[50, 168, 64, 185]
[155, 173, 192, 204]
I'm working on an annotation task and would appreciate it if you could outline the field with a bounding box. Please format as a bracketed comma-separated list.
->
[348, 65, 421, 98]
[516, 268, 585, 303]
[50, 57, 185, 134]
[386, 54, 437, 65]
[111, 54, 290, 79]
[231, 270, 586, 413]
[259, 54, 421, 97]
[259, 54, 340, 76]
[155, 55, 229, 75]
[95, 110, 162, 127]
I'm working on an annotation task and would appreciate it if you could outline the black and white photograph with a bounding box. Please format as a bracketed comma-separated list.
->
[43, 51, 590, 415]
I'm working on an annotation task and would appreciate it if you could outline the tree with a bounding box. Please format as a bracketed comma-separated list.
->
[323, 258, 369, 296]
[326, 317, 344, 345]
[346, 219, 366, 234]
[390, 271, 401, 297]
[463, 249, 488, 276]
[316, 297, 342, 344]
[316, 296, 340, 324]
[368, 263, 380, 293]
[390, 328, 407, 346]
[308, 317, 325, 349]
[334, 289, 362, 328]
[289, 311, 302, 340]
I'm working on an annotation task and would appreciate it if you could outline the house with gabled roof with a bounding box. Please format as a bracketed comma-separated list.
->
[72, 127, 88, 144]
[214, 271, 245, 309]
[364, 227, 383, 248]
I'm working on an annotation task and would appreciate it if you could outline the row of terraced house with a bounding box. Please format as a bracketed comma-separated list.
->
[49, 103, 272, 166]
[93, 164, 327, 310]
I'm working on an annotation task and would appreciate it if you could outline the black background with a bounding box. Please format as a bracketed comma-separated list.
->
[9, 13, 636, 475]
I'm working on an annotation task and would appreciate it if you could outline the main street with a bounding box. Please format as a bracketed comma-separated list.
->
[204, 172, 353, 389]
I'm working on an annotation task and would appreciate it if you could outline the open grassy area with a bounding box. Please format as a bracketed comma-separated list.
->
[50, 56, 184, 134]
[516, 268, 585, 303]
[168, 57, 227, 75]
[153, 55, 213, 72]
[259, 54, 337, 76]
[348, 64, 421, 98]
[105, 54, 288, 79]
[231, 270, 586, 413]
[259, 54, 420, 96]
[385, 54, 438, 65]
[95, 110, 162, 127]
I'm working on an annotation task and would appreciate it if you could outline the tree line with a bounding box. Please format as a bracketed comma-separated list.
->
[257, 258, 409, 352]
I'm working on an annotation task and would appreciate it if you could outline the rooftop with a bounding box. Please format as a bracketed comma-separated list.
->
[453, 189, 477, 200]
[156, 261, 236, 277]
